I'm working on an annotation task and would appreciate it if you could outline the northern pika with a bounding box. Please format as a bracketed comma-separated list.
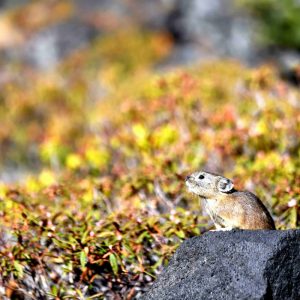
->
[185, 171, 275, 230]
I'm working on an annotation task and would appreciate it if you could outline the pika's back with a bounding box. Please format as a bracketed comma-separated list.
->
[231, 191, 276, 229]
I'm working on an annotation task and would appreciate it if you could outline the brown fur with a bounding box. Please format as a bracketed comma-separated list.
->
[186, 171, 275, 230]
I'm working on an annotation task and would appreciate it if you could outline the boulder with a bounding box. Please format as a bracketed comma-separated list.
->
[143, 230, 300, 300]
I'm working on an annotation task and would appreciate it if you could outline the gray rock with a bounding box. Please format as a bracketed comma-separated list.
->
[143, 230, 300, 300]
[160, 43, 217, 67]
[128, 0, 175, 30]
[73, 0, 175, 31]
[166, 0, 262, 65]
[73, 0, 129, 21]
[23, 18, 99, 70]
[0, 0, 29, 10]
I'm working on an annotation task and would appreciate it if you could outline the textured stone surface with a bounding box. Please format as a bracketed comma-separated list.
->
[143, 230, 300, 300]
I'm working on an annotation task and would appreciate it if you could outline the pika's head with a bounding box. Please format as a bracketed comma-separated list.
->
[185, 171, 234, 199]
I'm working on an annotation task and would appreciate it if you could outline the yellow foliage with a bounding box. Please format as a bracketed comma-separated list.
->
[4, 199, 14, 210]
[85, 147, 110, 168]
[40, 139, 59, 162]
[252, 152, 295, 173]
[39, 169, 56, 186]
[25, 176, 40, 192]
[66, 153, 82, 170]
[0, 183, 6, 199]
[82, 188, 93, 204]
[253, 119, 268, 135]
[132, 123, 149, 149]
[153, 124, 178, 148]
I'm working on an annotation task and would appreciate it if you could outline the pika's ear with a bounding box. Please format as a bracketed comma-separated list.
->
[217, 178, 234, 193]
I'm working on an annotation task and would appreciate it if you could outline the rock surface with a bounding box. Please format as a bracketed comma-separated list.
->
[165, 0, 261, 65]
[143, 230, 300, 300]
[23, 18, 99, 70]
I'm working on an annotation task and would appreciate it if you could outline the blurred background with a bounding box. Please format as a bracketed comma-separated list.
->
[1, 0, 300, 182]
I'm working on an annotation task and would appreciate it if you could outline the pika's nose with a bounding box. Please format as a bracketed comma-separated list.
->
[185, 175, 191, 181]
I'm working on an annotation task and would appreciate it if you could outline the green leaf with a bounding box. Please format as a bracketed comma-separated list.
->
[136, 231, 150, 244]
[109, 253, 118, 275]
[98, 231, 115, 238]
[81, 230, 89, 244]
[51, 285, 58, 296]
[80, 251, 88, 268]
[13, 261, 24, 278]
[175, 230, 185, 239]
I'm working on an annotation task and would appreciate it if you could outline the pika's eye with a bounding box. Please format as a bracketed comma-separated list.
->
[198, 174, 205, 179]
